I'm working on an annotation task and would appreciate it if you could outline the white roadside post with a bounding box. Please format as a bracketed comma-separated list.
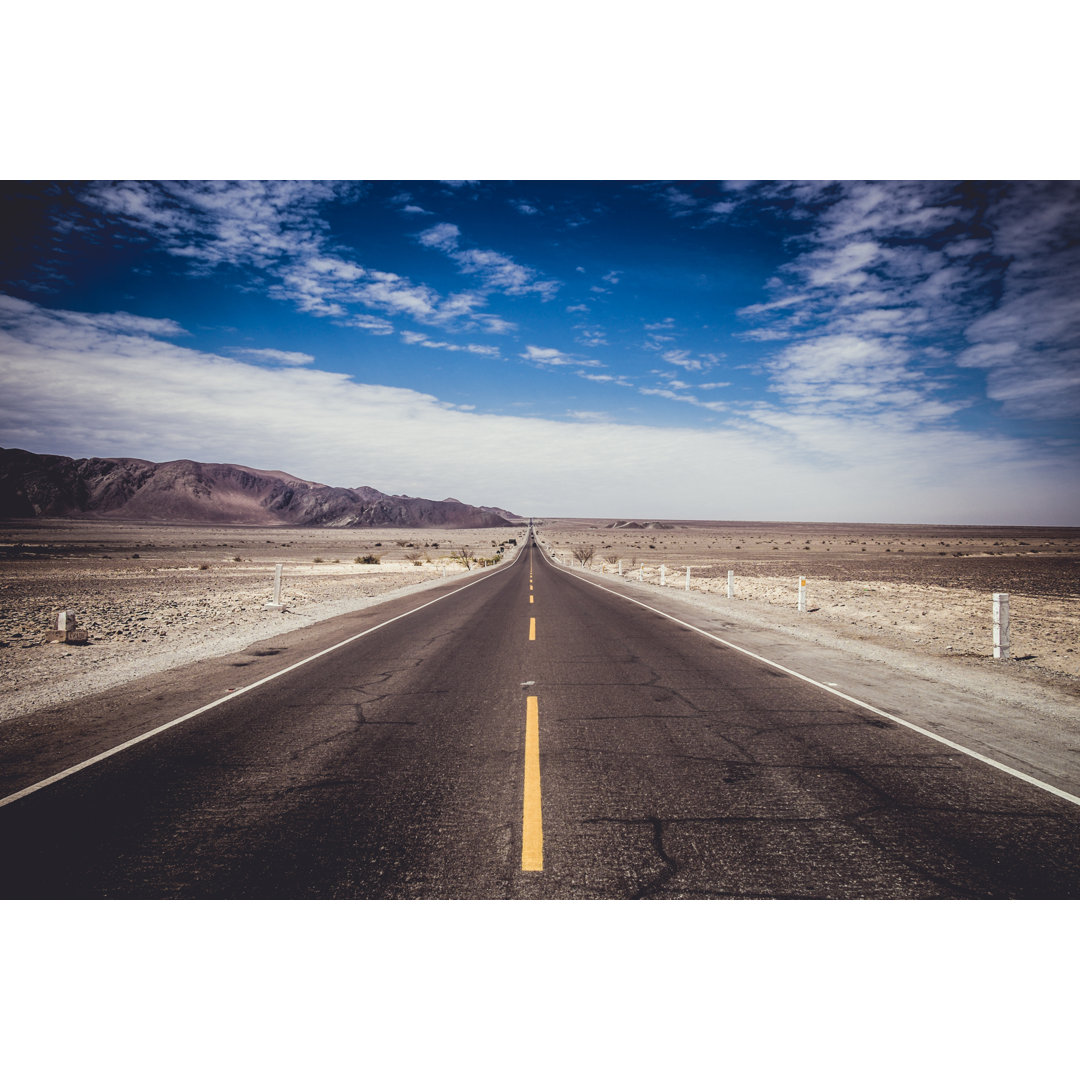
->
[264, 563, 285, 610]
[638, 566, 643, 582]
[798, 576, 807, 613]
[727, 570, 734, 598]
[685, 566, 691, 592]
[618, 560, 623, 576]
[47, 610, 87, 644]
[660, 565, 666, 587]
[993, 593, 1010, 659]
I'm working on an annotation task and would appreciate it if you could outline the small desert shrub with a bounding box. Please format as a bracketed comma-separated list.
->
[356, 554, 380, 564]
[199, 563, 210, 571]
[313, 557, 324, 563]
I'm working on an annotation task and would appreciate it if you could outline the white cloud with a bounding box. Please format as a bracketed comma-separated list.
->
[956, 182, 1080, 418]
[660, 186, 699, 217]
[730, 181, 1024, 425]
[1, 294, 1073, 523]
[736, 327, 793, 342]
[661, 349, 704, 372]
[643, 317, 679, 351]
[230, 347, 315, 366]
[737, 294, 811, 318]
[576, 371, 633, 387]
[521, 345, 577, 367]
[351, 314, 395, 335]
[576, 328, 609, 348]
[417, 222, 461, 252]
[79, 182, 513, 338]
[401, 330, 501, 357]
[82, 180, 344, 271]
[418, 220, 559, 299]
[640, 386, 726, 412]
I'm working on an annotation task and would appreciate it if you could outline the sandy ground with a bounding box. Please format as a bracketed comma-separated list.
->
[537, 518, 1080, 690]
[2, 518, 1077, 724]
[0, 521, 527, 721]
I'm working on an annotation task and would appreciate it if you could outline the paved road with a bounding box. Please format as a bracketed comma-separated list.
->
[2, 533, 1080, 898]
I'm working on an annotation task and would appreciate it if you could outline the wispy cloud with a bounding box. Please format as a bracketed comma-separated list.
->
[957, 181, 1080, 419]
[401, 330, 500, 357]
[388, 193, 431, 215]
[521, 345, 585, 368]
[575, 328, 609, 348]
[660, 186, 698, 217]
[656, 185, 738, 226]
[419, 221, 560, 300]
[639, 386, 726, 412]
[230, 347, 315, 366]
[350, 314, 396, 335]
[660, 349, 703, 372]
[643, 317, 678, 351]
[77, 182, 513, 337]
[576, 371, 634, 387]
[730, 181, 1032, 424]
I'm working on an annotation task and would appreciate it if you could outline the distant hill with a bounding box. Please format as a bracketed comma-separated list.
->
[0, 448, 516, 529]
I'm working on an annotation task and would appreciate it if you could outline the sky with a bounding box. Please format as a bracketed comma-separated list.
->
[2, 179, 1078, 525]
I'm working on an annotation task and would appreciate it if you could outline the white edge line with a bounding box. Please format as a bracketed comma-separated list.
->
[0, 551, 522, 811]
[544, 550, 1080, 810]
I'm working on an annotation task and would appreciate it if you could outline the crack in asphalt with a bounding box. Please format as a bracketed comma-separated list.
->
[582, 815, 678, 899]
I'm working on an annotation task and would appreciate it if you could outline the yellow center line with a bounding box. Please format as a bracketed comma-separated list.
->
[522, 695, 543, 871]
[529, 616, 536, 640]
[530, 595, 534, 603]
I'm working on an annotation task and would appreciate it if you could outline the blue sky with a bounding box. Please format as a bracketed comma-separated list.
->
[2, 180, 1078, 524]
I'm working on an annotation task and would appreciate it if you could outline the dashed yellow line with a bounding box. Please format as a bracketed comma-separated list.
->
[529, 617, 536, 641]
[522, 695, 543, 871]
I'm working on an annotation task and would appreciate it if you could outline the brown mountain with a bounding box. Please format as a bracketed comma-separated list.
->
[0, 448, 515, 528]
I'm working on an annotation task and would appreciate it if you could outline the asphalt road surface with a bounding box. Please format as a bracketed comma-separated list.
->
[2, 533, 1079, 899]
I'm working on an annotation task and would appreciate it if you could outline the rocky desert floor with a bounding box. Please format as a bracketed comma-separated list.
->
[2, 518, 1078, 724]
[0, 521, 527, 721]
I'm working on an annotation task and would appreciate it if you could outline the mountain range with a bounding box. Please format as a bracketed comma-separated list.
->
[0, 448, 516, 529]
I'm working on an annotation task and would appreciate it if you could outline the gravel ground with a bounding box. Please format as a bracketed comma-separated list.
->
[0, 522, 526, 721]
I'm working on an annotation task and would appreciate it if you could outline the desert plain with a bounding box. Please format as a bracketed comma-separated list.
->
[0, 521, 527, 720]
[1, 517, 1078, 723]
[538, 518, 1080, 683]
